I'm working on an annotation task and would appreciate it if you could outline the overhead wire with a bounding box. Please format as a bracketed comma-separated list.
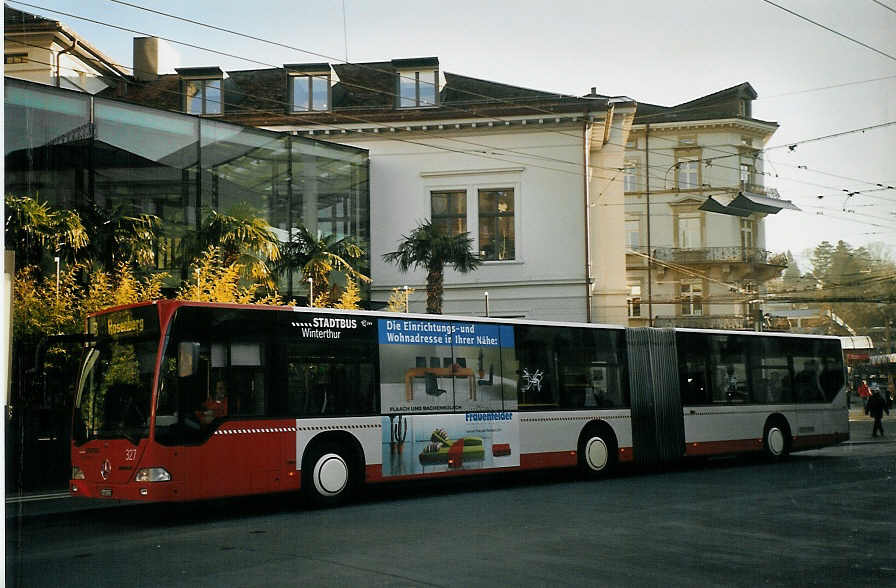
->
[7, 2, 896, 239]
[18, 0, 895, 194]
[8, 36, 895, 241]
[10, 0, 895, 204]
[870, 0, 896, 16]
[759, 72, 896, 99]
[10, 57, 896, 307]
[760, 0, 896, 63]
[10, 52, 896, 242]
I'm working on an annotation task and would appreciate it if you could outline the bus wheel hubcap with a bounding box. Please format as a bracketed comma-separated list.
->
[767, 427, 784, 455]
[585, 438, 608, 471]
[314, 453, 348, 496]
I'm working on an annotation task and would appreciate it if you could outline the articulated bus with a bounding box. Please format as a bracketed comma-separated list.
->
[70, 300, 848, 505]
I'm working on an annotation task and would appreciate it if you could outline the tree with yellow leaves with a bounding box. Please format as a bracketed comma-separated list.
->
[176, 246, 285, 305]
[333, 277, 362, 310]
[386, 286, 415, 313]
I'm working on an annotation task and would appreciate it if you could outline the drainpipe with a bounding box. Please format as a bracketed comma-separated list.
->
[55, 34, 77, 88]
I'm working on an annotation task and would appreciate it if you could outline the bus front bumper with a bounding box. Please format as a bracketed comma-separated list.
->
[70, 480, 185, 501]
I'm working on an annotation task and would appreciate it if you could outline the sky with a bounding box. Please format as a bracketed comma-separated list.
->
[9, 0, 896, 271]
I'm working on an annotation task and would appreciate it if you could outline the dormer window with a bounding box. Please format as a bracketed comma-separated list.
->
[392, 57, 439, 108]
[176, 67, 224, 115]
[286, 64, 331, 112]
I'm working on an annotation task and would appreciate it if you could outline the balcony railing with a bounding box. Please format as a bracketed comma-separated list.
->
[627, 246, 787, 267]
[653, 315, 755, 330]
[740, 182, 780, 199]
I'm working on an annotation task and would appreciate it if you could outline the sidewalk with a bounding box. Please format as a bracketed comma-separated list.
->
[848, 406, 895, 423]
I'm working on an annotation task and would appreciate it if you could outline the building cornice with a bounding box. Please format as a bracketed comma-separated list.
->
[630, 118, 778, 136]
[263, 112, 602, 137]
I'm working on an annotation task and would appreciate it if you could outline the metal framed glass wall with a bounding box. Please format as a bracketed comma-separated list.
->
[4, 78, 370, 295]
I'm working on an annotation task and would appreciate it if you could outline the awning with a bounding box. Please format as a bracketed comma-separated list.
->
[698, 191, 801, 216]
[731, 191, 801, 214]
[840, 335, 874, 350]
[698, 195, 752, 217]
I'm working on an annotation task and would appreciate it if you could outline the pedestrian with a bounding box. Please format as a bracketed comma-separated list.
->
[865, 390, 889, 438]
[858, 379, 871, 409]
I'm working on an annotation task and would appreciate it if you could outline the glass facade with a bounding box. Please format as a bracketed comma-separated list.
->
[4, 78, 370, 295]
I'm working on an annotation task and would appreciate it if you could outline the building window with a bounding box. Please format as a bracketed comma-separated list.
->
[680, 279, 703, 316]
[625, 219, 640, 250]
[318, 193, 353, 240]
[740, 218, 755, 251]
[5, 53, 27, 64]
[184, 78, 222, 115]
[291, 74, 329, 112]
[431, 190, 467, 237]
[740, 162, 755, 188]
[398, 70, 437, 108]
[677, 214, 702, 249]
[676, 157, 699, 190]
[478, 188, 514, 261]
[628, 283, 642, 318]
[624, 163, 638, 193]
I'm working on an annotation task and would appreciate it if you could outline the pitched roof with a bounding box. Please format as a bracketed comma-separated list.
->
[5, 4, 131, 79]
[631, 82, 776, 126]
[4, 4, 55, 28]
[112, 58, 619, 126]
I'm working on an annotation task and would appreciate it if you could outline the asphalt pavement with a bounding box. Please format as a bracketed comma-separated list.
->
[6, 410, 894, 519]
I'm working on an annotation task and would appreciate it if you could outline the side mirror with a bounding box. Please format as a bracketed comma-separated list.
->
[177, 342, 200, 377]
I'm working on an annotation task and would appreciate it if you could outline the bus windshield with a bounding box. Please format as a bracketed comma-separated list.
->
[74, 336, 159, 445]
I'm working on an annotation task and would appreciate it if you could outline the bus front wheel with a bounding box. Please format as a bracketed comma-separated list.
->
[303, 443, 356, 506]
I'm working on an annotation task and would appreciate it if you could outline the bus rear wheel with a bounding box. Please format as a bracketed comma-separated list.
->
[763, 419, 791, 460]
[303, 443, 356, 506]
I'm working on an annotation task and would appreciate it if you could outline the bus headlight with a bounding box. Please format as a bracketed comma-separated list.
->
[72, 466, 85, 480]
[135, 467, 171, 482]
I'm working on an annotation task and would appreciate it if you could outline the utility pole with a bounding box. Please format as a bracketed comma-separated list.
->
[645, 124, 653, 326]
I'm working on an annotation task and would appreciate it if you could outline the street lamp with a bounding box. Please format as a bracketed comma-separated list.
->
[308, 278, 314, 308]
[664, 161, 683, 190]
[54, 256, 60, 303]
[484, 291, 490, 317]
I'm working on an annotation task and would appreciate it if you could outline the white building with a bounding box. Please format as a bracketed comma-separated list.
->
[121, 57, 636, 323]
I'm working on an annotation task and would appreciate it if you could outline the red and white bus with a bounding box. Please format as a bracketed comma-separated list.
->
[70, 300, 848, 505]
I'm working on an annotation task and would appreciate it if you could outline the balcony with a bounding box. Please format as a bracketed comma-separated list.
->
[653, 315, 755, 330]
[628, 246, 786, 267]
[739, 182, 780, 198]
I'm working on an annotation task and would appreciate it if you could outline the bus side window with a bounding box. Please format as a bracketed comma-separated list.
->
[709, 335, 750, 403]
[230, 342, 265, 416]
[750, 338, 791, 404]
[677, 332, 710, 405]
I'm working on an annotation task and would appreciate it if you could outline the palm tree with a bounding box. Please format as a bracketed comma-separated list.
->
[77, 202, 162, 272]
[186, 203, 281, 287]
[276, 225, 370, 300]
[5, 194, 88, 269]
[383, 220, 480, 314]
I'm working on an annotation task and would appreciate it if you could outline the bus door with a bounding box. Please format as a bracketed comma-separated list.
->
[626, 328, 685, 465]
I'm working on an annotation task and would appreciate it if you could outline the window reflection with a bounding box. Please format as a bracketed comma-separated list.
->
[431, 190, 467, 237]
[4, 79, 370, 298]
[478, 188, 514, 260]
